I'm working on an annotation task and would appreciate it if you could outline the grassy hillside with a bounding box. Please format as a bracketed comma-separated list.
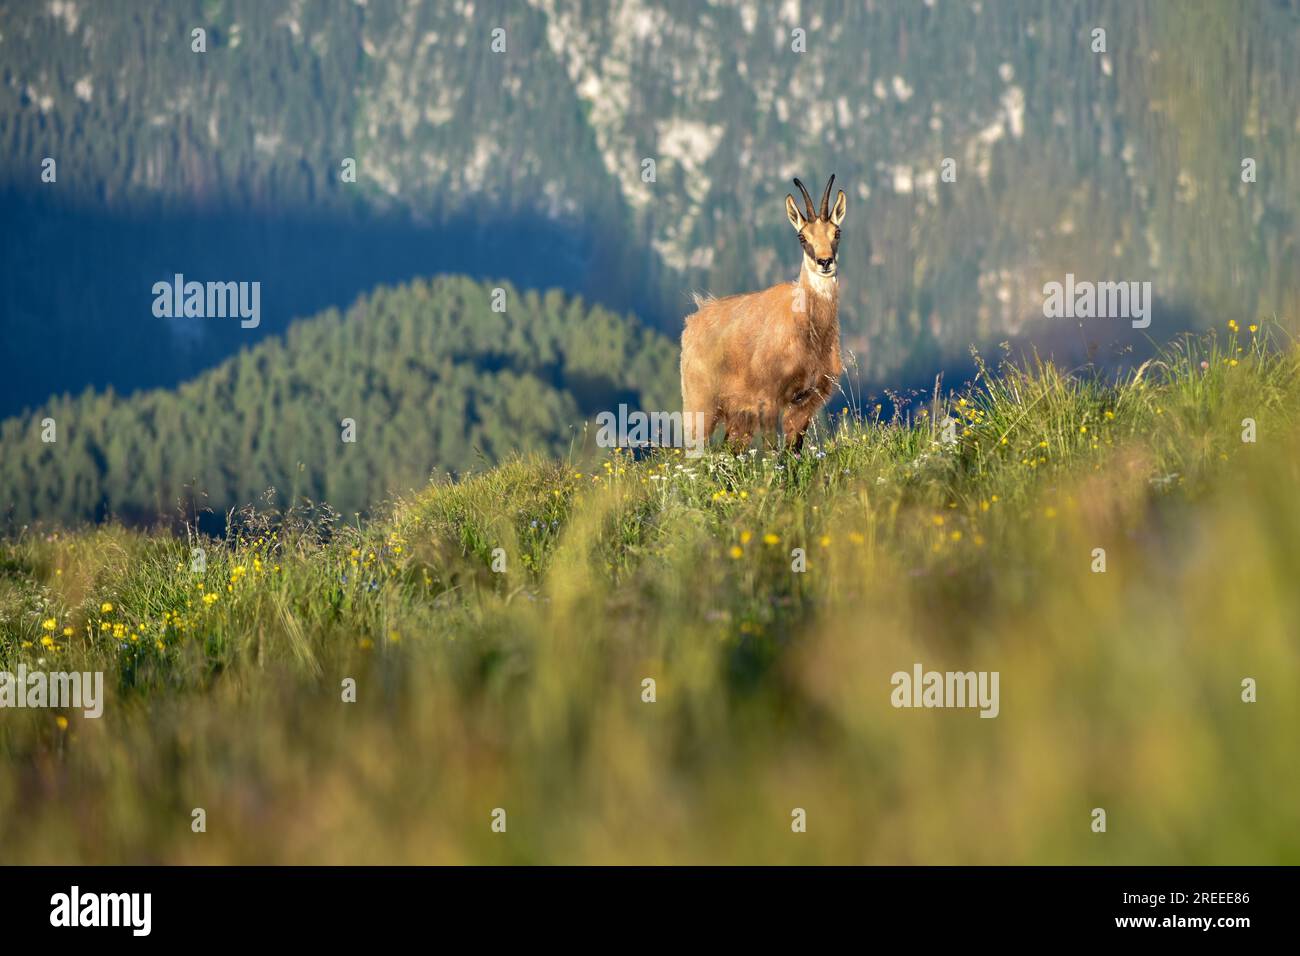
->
[0, 274, 679, 528]
[1, 322, 1297, 864]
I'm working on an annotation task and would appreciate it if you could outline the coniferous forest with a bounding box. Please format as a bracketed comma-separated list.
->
[3, 2, 1298, 510]
[1, 275, 677, 526]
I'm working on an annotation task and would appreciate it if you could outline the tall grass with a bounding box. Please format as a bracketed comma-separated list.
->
[1, 325, 1297, 863]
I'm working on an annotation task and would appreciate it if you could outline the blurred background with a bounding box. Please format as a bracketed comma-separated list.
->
[1, 0, 1297, 525]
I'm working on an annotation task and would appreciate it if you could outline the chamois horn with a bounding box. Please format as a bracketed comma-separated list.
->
[793, 178, 816, 220]
[819, 174, 836, 220]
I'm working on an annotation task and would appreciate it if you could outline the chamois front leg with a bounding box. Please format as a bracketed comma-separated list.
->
[724, 407, 759, 452]
[782, 378, 833, 453]
[781, 403, 816, 453]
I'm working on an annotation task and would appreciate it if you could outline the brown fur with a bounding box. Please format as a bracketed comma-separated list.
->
[681, 175, 848, 452]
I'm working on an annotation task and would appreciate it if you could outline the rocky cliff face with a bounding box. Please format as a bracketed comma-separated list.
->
[2, 0, 1297, 396]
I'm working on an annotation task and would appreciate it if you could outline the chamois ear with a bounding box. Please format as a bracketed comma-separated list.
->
[785, 194, 806, 231]
[830, 189, 847, 226]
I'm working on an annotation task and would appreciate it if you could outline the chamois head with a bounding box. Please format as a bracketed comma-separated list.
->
[785, 175, 848, 278]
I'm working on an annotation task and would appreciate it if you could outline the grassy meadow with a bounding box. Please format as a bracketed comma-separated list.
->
[1, 323, 1298, 864]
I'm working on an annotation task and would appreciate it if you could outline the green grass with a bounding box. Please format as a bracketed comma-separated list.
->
[2, 324, 1298, 864]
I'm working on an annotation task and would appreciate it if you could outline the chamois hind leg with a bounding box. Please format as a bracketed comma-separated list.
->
[682, 406, 717, 454]
[680, 369, 718, 453]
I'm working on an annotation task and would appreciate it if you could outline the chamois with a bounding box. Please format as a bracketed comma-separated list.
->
[681, 174, 847, 453]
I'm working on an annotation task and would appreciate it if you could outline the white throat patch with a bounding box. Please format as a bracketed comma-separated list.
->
[804, 266, 838, 299]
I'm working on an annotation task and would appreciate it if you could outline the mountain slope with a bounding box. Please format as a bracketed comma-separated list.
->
[0, 275, 679, 527]
[2, 0, 1296, 416]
